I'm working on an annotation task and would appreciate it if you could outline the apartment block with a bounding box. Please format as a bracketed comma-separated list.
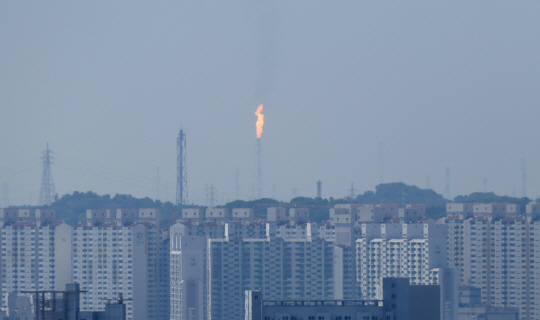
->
[356, 222, 448, 300]
[443, 202, 540, 320]
[0, 208, 72, 310]
[207, 237, 340, 320]
[72, 208, 168, 320]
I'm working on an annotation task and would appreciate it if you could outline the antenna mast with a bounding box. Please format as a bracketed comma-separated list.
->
[39, 143, 56, 206]
[176, 130, 188, 206]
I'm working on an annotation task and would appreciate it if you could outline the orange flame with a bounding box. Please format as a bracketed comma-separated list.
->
[254, 104, 264, 138]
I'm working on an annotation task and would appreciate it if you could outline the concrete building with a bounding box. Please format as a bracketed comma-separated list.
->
[356, 222, 448, 299]
[458, 286, 519, 320]
[208, 237, 341, 320]
[3, 283, 127, 320]
[0, 209, 72, 312]
[72, 208, 168, 320]
[443, 202, 540, 320]
[246, 277, 450, 320]
[170, 207, 350, 320]
[170, 205, 453, 320]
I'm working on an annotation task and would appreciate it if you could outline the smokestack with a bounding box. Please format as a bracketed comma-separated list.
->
[316, 180, 322, 198]
[254, 104, 265, 199]
[445, 167, 451, 200]
[257, 139, 262, 198]
[521, 158, 527, 198]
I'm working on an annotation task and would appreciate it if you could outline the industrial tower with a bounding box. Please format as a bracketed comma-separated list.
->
[521, 158, 527, 197]
[257, 138, 262, 199]
[176, 130, 188, 206]
[445, 167, 451, 200]
[206, 184, 217, 207]
[39, 143, 56, 206]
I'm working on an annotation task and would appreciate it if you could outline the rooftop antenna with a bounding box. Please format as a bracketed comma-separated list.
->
[39, 143, 56, 206]
[176, 130, 188, 206]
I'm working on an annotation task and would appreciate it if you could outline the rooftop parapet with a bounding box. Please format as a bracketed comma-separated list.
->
[86, 209, 114, 225]
[267, 207, 287, 222]
[116, 208, 137, 225]
[181, 208, 205, 224]
[206, 207, 230, 223]
[289, 208, 309, 225]
[139, 208, 160, 225]
[527, 202, 540, 220]
[472, 203, 519, 218]
[399, 204, 425, 223]
[231, 208, 254, 223]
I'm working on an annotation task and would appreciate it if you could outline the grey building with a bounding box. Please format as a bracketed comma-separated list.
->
[246, 278, 446, 320]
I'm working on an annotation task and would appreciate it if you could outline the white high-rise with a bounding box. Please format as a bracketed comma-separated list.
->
[443, 202, 539, 320]
[170, 205, 449, 320]
[356, 222, 448, 299]
[0, 208, 72, 310]
[72, 208, 169, 320]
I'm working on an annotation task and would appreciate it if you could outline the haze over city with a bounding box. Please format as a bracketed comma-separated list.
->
[1, 2, 540, 206]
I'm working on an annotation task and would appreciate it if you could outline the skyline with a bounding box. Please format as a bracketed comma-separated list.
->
[1, 2, 540, 205]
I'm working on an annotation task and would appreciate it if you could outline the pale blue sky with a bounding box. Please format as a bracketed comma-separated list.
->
[1, 2, 539, 205]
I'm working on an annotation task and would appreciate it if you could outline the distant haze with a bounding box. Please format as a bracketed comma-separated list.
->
[1, 2, 539, 205]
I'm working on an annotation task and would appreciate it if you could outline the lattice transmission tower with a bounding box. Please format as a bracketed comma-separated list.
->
[176, 129, 188, 206]
[39, 143, 56, 206]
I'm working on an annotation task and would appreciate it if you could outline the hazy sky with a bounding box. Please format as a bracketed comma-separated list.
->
[1, 2, 539, 206]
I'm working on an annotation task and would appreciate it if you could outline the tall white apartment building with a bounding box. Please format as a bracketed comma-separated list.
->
[356, 222, 448, 300]
[0, 208, 72, 310]
[171, 205, 442, 320]
[528, 202, 540, 320]
[207, 237, 340, 320]
[72, 208, 169, 320]
[443, 202, 537, 320]
[170, 207, 351, 320]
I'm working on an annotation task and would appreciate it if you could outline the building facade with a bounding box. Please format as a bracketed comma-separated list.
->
[0, 209, 72, 311]
[356, 222, 448, 300]
[72, 208, 169, 320]
[443, 202, 540, 320]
